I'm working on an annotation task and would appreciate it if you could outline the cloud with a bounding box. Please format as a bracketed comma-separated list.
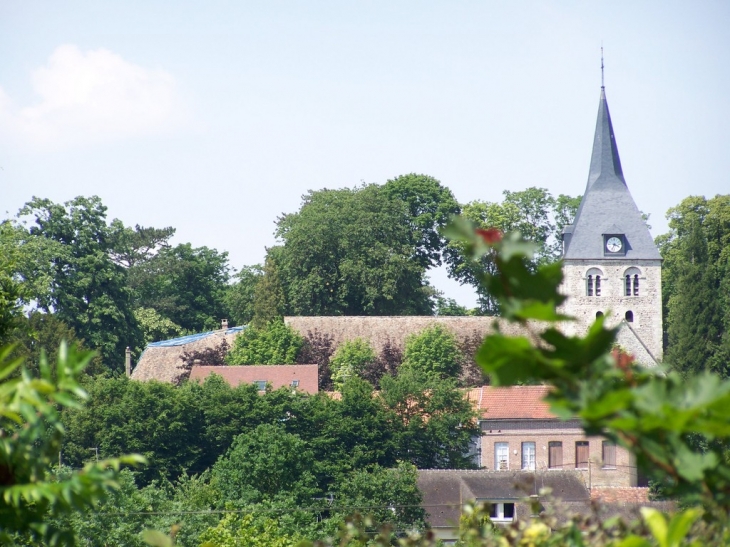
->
[0, 45, 182, 147]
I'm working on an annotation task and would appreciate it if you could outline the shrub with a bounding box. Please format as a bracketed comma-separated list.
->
[225, 320, 303, 365]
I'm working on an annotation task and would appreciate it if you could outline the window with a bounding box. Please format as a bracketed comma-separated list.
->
[596, 311, 604, 318]
[624, 268, 641, 296]
[586, 268, 604, 297]
[255, 380, 267, 391]
[625, 310, 634, 322]
[522, 442, 536, 470]
[290, 380, 300, 388]
[489, 502, 515, 522]
[495, 442, 509, 471]
[548, 441, 563, 469]
[602, 441, 616, 468]
[575, 441, 589, 469]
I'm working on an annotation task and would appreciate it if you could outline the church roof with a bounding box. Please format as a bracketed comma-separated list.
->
[564, 88, 661, 261]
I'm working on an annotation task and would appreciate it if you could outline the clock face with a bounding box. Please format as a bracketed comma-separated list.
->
[606, 236, 623, 253]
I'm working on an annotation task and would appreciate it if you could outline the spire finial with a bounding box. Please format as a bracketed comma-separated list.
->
[601, 44, 605, 89]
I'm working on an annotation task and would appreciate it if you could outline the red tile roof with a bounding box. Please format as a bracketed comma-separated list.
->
[189, 364, 318, 394]
[466, 385, 556, 420]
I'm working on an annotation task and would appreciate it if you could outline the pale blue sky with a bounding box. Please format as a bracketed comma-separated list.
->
[1, 1, 728, 306]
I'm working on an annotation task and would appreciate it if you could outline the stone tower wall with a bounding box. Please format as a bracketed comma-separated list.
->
[560, 259, 663, 361]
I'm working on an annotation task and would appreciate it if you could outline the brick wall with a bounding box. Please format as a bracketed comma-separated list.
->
[591, 487, 650, 503]
[479, 420, 637, 487]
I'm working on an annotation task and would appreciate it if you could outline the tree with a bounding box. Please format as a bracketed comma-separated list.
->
[252, 254, 286, 328]
[224, 264, 263, 327]
[401, 324, 463, 379]
[329, 338, 378, 389]
[225, 320, 303, 365]
[665, 220, 728, 376]
[379, 369, 479, 469]
[0, 343, 143, 546]
[18, 197, 143, 370]
[109, 223, 175, 269]
[211, 424, 317, 505]
[332, 462, 425, 533]
[273, 185, 433, 316]
[130, 243, 231, 333]
[446, 188, 580, 315]
[61, 375, 205, 485]
[381, 173, 461, 269]
[656, 195, 730, 376]
[134, 307, 186, 345]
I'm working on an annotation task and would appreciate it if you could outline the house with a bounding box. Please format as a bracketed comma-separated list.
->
[131, 323, 244, 384]
[189, 364, 319, 394]
[468, 385, 637, 487]
[417, 469, 671, 544]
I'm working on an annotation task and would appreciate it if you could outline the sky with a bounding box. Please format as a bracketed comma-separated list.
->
[1, 1, 728, 307]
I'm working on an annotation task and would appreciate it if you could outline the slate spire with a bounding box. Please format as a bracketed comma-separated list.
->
[586, 88, 626, 190]
[563, 88, 661, 260]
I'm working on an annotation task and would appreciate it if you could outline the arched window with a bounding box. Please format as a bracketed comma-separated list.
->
[624, 268, 641, 297]
[625, 310, 634, 322]
[586, 268, 604, 297]
[596, 311, 604, 318]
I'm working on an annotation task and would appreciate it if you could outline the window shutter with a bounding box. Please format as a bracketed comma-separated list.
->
[575, 441, 589, 468]
[602, 441, 616, 468]
[548, 441, 562, 469]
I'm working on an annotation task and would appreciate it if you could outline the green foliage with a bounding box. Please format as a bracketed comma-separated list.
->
[61, 375, 205, 485]
[252, 254, 286, 328]
[0, 342, 144, 546]
[447, 217, 730, 516]
[18, 196, 144, 371]
[658, 195, 730, 377]
[401, 324, 463, 379]
[225, 320, 303, 365]
[109, 223, 176, 269]
[380, 369, 479, 469]
[446, 188, 579, 314]
[381, 173, 461, 269]
[212, 423, 317, 505]
[224, 264, 263, 327]
[134, 307, 186, 345]
[130, 243, 231, 333]
[273, 184, 433, 316]
[333, 462, 425, 532]
[330, 338, 377, 389]
[199, 513, 302, 547]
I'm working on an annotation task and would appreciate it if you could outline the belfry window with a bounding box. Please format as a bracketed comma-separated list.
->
[586, 269, 604, 297]
[624, 268, 641, 296]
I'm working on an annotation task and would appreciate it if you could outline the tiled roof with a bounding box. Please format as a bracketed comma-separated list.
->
[467, 385, 556, 420]
[189, 364, 318, 394]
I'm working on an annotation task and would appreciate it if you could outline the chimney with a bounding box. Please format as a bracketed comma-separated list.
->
[125, 347, 131, 377]
[221, 318, 228, 330]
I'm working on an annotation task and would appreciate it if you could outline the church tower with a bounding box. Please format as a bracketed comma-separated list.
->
[560, 86, 663, 363]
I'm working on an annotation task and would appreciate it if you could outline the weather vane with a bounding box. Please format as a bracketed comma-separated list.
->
[601, 44, 605, 89]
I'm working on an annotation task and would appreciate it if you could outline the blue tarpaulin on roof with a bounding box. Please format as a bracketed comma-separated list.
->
[147, 326, 245, 347]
